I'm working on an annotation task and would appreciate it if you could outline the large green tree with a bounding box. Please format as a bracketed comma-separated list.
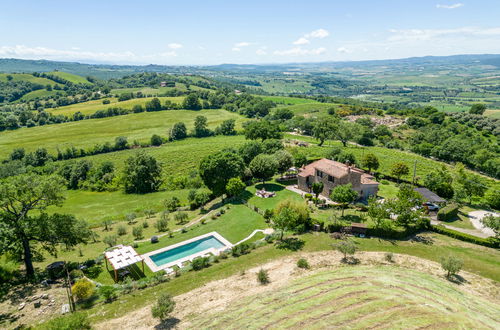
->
[361, 153, 379, 173]
[0, 174, 90, 277]
[182, 93, 201, 110]
[274, 150, 294, 176]
[199, 151, 245, 196]
[329, 184, 358, 216]
[249, 154, 278, 183]
[122, 151, 163, 194]
[244, 120, 282, 141]
[469, 103, 486, 115]
[313, 117, 336, 146]
[193, 115, 211, 137]
[332, 121, 361, 147]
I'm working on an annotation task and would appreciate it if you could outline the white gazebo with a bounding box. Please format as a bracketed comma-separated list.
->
[104, 245, 144, 282]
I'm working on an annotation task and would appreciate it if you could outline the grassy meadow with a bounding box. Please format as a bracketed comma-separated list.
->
[0, 109, 245, 158]
[46, 71, 91, 84]
[0, 73, 59, 85]
[46, 96, 185, 116]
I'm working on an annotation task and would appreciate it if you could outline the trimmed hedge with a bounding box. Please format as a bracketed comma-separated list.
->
[437, 203, 459, 221]
[431, 225, 499, 248]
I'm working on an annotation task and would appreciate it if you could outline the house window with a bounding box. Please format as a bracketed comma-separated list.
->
[316, 170, 323, 178]
[328, 175, 334, 182]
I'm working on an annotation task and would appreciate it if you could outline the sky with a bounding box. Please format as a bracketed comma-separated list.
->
[1, 0, 500, 65]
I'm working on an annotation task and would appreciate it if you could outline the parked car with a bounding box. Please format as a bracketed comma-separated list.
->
[423, 202, 439, 211]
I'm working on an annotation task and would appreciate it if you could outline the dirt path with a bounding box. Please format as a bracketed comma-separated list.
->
[94, 251, 499, 330]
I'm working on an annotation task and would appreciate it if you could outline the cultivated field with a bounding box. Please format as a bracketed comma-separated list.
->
[0, 109, 245, 158]
[46, 71, 92, 84]
[187, 265, 499, 329]
[46, 96, 185, 116]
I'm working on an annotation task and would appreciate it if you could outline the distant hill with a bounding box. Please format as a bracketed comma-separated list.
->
[1, 54, 500, 78]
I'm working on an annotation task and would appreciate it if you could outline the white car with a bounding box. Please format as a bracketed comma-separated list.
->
[423, 202, 439, 211]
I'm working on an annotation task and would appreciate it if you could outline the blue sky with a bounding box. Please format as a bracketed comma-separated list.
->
[1, 0, 500, 65]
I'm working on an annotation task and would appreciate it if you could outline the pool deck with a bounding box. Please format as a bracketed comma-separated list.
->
[142, 232, 233, 273]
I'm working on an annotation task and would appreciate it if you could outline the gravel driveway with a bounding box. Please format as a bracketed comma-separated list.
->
[468, 210, 498, 237]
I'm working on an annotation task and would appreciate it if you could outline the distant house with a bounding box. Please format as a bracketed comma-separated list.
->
[297, 158, 379, 200]
[160, 81, 167, 87]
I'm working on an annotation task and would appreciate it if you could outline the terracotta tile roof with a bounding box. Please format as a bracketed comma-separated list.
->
[299, 158, 378, 186]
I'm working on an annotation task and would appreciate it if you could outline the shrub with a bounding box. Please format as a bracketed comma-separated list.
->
[126, 212, 137, 224]
[437, 204, 459, 221]
[174, 212, 188, 224]
[231, 243, 251, 257]
[151, 134, 163, 146]
[132, 226, 143, 239]
[142, 221, 149, 228]
[151, 236, 159, 243]
[334, 240, 357, 260]
[39, 312, 91, 330]
[71, 279, 95, 301]
[151, 293, 176, 321]
[297, 258, 310, 269]
[257, 269, 270, 284]
[117, 225, 127, 236]
[431, 225, 498, 248]
[98, 285, 118, 303]
[165, 196, 180, 212]
[380, 179, 389, 185]
[103, 235, 117, 247]
[155, 218, 169, 232]
[304, 193, 313, 200]
[69, 269, 84, 280]
[191, 257, 210, 271]
[440, 255, 463, 278]
[384, 252, 394, 263]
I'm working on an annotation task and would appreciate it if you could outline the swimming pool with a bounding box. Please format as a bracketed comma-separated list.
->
[142, 232, 232, 272]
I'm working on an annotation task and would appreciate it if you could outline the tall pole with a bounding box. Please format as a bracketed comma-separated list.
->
[412, 160, 417, 186]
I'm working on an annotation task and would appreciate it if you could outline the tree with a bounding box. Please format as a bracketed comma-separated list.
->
[274, 150, 294, 176]
[132, 226, 143, 239]
[193, 115, 211, 137]
[238, 141, 263, 164]
[165, 196, 180, 212]
[98, 285, 118, 303]
[334, 240, 357, 260]
[329, 184, 358, 216]
[293, 152, 308, 168]
[390, 162, 409, 183]
[122, 151, 162, 194]
[367, 196, 389, 228]
[313, 117, 336, 146]
[469, 103, 486, 115]
[249, 154, 277, 183]
[481, 214, 499, 239]
[114, 136, 128, 150]
[199, 151, 245, 196]
[151, 293, 176, 321]
[145, 97, 162, 111]
[151, 134, 163, 146]
[215, 119, 236, 136]
[440, 255, 463, 278]
[244, 120, 282, 141]
[311, 182, 324, 203]
[423, 166, 454, 199]
[484, 188, 500, 210]
[361, 153, 379, 173]
[272, 206, 298, 240]
[0, 174, 90, 277]
[273, 199, 311, 234]
[333, 121, 361, 147]
[170, 122, 187, 140]
[226, 177, 246, 197]
[182, 93, 201, 110]
[453, 164, 486, 204]
[10, 148, 25, 161]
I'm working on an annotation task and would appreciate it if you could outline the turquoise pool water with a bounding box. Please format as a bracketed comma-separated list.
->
[150, 235, 227, 266]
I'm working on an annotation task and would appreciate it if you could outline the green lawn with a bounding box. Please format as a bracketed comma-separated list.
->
[244, 182, 303, 211]
[377, 181, 399, 199]
[0, 109, 245, 158]
[48, 189, 190, 226]
[46, 96, 184, 116]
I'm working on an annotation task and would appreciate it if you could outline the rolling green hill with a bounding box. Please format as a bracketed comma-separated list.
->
[0, 73, 60, 85]
[46, 71, 91, 84]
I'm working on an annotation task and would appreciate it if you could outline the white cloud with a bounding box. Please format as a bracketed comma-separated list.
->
[293, 37, 310, 45]
[0, 45, 177, 63]
[231, 47, 241, 52]
[388, 27, 500, 42]
[305, 28, 330, 39]
[234, 42, 251, 47]
[273, 47, 326, 56]
[256, 48, 267, 55]
[168, 43, 183, 49]
[436, 3, 464, 9]
[337, 47, 351, 54]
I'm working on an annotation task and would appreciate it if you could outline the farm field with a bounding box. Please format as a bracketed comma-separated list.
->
[0, 109, 245, 158]
[0, 73, 59, 85]
[46, 71, 91, 84]
[46, 96, 185, 116]
[276, 102, 338, 116]
[259, 95, 319, 105]
[186, 266, 499, 329]
[111, 83, 209, 95]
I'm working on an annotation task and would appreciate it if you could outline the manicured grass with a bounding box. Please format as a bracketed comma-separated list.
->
[46, 96, 184, 116]
[135, 202, 267, 255]
[244, 182, 303, 211]
[48, 189, 190, 226]
[0, 109, 245, 157]
[46, 71, 91, 84]
[187, 266, 499, 329]
[377, 181, 399, 199]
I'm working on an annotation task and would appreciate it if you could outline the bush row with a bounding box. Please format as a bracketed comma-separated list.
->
[431, 225, 499, 248]
[437, 203, 459, 221]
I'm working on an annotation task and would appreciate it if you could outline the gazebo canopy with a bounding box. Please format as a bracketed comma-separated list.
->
[104, 245, 144, 281]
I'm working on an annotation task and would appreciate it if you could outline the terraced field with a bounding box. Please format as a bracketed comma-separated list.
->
[187, 266, 500, 329]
